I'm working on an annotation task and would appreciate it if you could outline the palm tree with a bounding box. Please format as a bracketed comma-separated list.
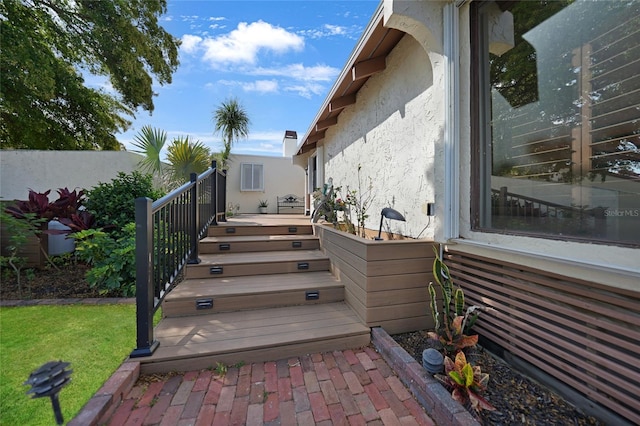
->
[166, 136, 211, 188]
[213, 97, 250, 168]
[131, 126, 167, 176]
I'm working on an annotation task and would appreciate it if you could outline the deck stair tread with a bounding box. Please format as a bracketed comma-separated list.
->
[167, 271, 340, 300]
[208, 224, 313, 237]
[140, 302, 369, 372]
[196, 250, 328, 265]
[202, 234, 318, 243]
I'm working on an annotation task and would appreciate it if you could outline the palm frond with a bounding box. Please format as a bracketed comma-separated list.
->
[166, 136, 211, 187]
[131, 125, 167, 175]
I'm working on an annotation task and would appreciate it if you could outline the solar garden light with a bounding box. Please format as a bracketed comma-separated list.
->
[24, 361, 72, 425]
[375, 207, 406, 240]
[422, 348, 444, 374]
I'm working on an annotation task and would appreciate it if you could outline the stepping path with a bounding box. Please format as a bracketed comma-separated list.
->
[105, 347, 436, 426]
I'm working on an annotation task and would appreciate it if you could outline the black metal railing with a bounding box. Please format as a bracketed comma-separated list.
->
[130, 161, 226, 357]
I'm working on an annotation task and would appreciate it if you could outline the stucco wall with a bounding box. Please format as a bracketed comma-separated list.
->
[225, 154, 305, 214]
[0, 150, 147, 201]
[321, 35, 440, 239]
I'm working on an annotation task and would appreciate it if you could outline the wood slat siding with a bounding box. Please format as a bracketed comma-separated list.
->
[315, 224, 436, 334]
[446, 250, 640, 424]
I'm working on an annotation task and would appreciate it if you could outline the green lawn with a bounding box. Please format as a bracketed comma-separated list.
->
[0, 304, 136, 425]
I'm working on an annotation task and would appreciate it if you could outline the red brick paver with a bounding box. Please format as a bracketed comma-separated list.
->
[104, 348, 436, 425]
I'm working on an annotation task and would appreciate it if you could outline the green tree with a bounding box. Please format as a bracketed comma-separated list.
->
[213, 97, 250, 168]
[0, 0, 180, 150]
[166, 136, 212, 187]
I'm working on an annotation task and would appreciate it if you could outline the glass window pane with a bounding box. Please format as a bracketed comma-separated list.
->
[477, 1, 640, 245]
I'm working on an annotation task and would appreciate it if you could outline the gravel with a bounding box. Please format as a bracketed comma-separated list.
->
[392, 330, 603, 426]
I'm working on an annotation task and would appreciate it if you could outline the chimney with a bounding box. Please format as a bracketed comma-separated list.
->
[282, 130, 298, 157]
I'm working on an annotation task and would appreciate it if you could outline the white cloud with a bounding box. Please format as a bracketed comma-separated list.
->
[242, 80, 279, 94]
[300, 23, 356, 39]
[200, 20, 304, 65]
[251, 63, 339, 82]
[180, 34, 203, 54]
[284, 83, 325, 99]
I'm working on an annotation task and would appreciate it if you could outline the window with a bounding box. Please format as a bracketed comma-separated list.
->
[240, 163, 264, 191]
[472, 1, 640, 246]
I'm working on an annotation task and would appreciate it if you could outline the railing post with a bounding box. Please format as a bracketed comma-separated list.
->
[188, 173, 200, 264]
[130, 197, 159, 358]
[219, 167, 227, 223]
[211, 161, 218, 225]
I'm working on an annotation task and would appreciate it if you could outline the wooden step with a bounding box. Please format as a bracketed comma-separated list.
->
[137, 302, 371, 374]
[208, 224, 313, 237]
[162, 272, 343, 317]
[200, 234, 320, 254]
[186, 250, 330, 279]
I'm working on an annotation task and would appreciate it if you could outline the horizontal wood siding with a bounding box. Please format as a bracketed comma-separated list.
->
[315, 224, 436, 334]
[446, 249, 640, 424]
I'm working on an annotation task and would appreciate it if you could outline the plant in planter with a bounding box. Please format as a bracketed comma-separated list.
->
[258, 199, 268, 214]
[435, 351, 496, 414]
[426, 247, 485, 356]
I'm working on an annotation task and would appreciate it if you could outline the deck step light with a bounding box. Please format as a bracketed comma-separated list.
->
[24, 361, 72, 425]
[376, 208, 406, 240]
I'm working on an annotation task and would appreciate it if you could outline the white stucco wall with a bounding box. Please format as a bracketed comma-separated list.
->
[225, 154, 305, 214]
[0, 150, 147, 201]
[320, 35, 441, 239]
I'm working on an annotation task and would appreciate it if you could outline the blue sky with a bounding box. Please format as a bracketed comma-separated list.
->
[116, 1, 379, 158]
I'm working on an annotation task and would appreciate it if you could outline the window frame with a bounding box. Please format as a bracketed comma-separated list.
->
[469, 0, 639, 248]
[240, 162, 264, 192]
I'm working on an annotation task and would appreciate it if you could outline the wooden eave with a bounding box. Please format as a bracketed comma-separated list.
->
[296, 5, 405, 155]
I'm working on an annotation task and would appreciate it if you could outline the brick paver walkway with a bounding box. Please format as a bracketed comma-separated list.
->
[106, 347, 436, 425]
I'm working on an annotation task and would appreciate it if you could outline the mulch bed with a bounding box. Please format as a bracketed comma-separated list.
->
[393, 330, 602, 425]
[0, 263, 120, 300]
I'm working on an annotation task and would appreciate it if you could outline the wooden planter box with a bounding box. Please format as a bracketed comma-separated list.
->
[314, 224, 436, 334]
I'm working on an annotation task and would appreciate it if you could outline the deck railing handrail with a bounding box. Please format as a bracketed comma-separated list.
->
[131, 161, 226, 358]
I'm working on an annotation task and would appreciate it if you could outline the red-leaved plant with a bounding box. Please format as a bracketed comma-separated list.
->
[435, 351, 496, 414]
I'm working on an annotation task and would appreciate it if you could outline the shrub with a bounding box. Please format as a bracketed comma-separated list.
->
[73, 223, 136, 296]
[85, 171, 164, 234]
[0, 210, 41, 296]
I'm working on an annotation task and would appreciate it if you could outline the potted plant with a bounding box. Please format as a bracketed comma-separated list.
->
[258, 199, 268, 214]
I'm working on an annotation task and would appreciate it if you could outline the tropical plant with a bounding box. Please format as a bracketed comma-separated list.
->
[427, 247, 483, 355]
[84, 171, 164, 234]
[165, 136, 212, 187]
[4, 188, 88, 269]
[213, 97, 250, 168]
[435, 351, 496, 414]
[131, 125, 168, 177]
[258, 199, 269, 208]
[73, 223, 137, 296]
[0, 210, 40, 296]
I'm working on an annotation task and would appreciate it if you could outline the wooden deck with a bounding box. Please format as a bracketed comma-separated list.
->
[136, 215, 371, 374]
[140, 302, 369, 374]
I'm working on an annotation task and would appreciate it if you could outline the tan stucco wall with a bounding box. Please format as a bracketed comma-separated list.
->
[320, 35, 440, 239]
[0, 150, 147, 201]
[225, 154, 305, 214]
